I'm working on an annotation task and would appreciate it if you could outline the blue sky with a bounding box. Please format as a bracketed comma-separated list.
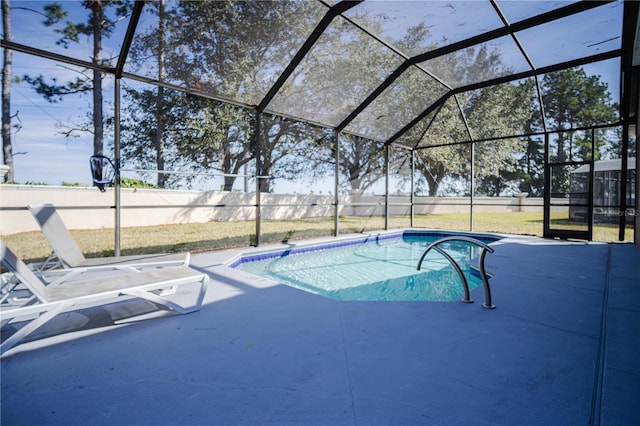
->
[2, 1, 625, 193]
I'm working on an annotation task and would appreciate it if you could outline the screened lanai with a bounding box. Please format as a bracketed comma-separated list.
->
[2, 0, 639, 248]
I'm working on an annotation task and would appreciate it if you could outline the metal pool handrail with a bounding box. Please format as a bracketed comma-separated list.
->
[417, 236, 496, 309]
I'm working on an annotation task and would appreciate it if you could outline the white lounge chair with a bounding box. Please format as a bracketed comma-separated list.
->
[27, 204, 190, 285]
[0, 240, 208, 356]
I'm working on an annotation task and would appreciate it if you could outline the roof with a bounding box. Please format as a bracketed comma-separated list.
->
[572, 157, 636, 173]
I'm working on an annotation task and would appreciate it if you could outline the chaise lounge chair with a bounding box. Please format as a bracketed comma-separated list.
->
[0, 240, 208, 356]
[27, 204, 190, 285]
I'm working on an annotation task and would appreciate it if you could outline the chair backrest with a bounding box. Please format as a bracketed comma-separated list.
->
[28, 204, 86, 267]
[0, 240, 50, 302]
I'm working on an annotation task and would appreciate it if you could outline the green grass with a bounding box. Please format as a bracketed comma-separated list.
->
[1, 212, 633, 265]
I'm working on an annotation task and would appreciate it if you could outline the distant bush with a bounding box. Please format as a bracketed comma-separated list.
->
[119, 177, 159, 189]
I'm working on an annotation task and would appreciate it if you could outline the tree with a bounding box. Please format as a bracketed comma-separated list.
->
[256, 114, 331, 193]
[466, 80, 532, 196]
[338, 134, 386, 193]
[176, 0, 321, 193]
[517, 85, 546, 197]
[410, 43, 535, 196]
[1, 0, 14, 182]
[120, 86, 257, 190]
[120, 85, 183, 188]
[416, 84, 531, 197]
[288, 12, 427, 194]
[413, 98, 475, 197]
[21, 1, 131, 156]
[175, 98, 255, 191]
[542, 68, 618, 159]
[154, 0, 166, 188]
[122, 0, 321, 192]
[517, 135, 545, 197]
[602, 126, 636, 159]
[124, 0, 168, 187]
[520, 68, 619, 195]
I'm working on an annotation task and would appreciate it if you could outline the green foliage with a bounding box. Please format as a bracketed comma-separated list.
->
[42, 2, 66, 26]
[412, 66, 620, 197]
[43, 0, 130, 46]
[20, 74, 92, 103]
[337, 134, 387, 193]
[540, 67, 618, 168]
[541, 68, 617, 131]
[119, 177, 158, 189]
[20, 0, 133, 162]
[103, 2, 622, 200]
[520, 67, 620, 196]
[122, 0, 329, 192]
[517, 136, 545, 197]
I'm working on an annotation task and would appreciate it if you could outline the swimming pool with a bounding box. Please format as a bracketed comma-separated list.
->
[231, 230, 501, 302]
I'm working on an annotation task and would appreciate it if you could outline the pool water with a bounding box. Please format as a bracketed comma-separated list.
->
[232, 231, 500, 301]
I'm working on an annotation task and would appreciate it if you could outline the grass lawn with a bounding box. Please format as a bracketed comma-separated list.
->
[1, 212, 633, 265]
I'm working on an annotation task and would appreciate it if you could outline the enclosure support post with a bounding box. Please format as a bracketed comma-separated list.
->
[619, 124, 629, 241]
[385, 144, 390, 230]
[470, 142, 475, 232]
[254, 111, 262, 246]
[410, 151, 415, 227]
[114, 78, 121, 256]
[334, 130, 340, 237]
[636, 109, 640, 248]
[588, 128, 595, 241]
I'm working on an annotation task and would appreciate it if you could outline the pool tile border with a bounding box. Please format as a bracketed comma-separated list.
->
[229, 229, 501, 268]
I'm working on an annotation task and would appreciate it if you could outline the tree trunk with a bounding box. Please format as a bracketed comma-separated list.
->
[91, 1, 104, 156]
[418, 162, 444, 197]
[221, 150, 234, 191]
[2, 0, 15, 182]
[425, 173, 439, 197]
[223, 175, 235, 192]
[258, 156, 271, 193]
[155, 0, 166, 187]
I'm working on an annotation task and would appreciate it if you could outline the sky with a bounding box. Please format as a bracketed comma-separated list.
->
[2, 0, 625, 194]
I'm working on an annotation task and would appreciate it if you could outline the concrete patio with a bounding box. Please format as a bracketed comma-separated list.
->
[1, 234, 639, 425]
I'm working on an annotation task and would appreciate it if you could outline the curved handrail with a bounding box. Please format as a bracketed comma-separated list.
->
[417, 236, 496, 309]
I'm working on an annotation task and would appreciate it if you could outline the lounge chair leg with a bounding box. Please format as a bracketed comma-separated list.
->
[1, 303, 71, 356]
[124, 277, 208, 315]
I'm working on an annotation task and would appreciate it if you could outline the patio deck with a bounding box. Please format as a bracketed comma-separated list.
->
[1, 234, 639, 425]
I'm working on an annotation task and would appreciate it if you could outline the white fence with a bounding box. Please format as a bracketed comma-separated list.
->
[0, 184, 543, 235]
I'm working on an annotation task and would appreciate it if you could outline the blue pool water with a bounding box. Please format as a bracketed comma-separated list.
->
[231, 231, 500, 301]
